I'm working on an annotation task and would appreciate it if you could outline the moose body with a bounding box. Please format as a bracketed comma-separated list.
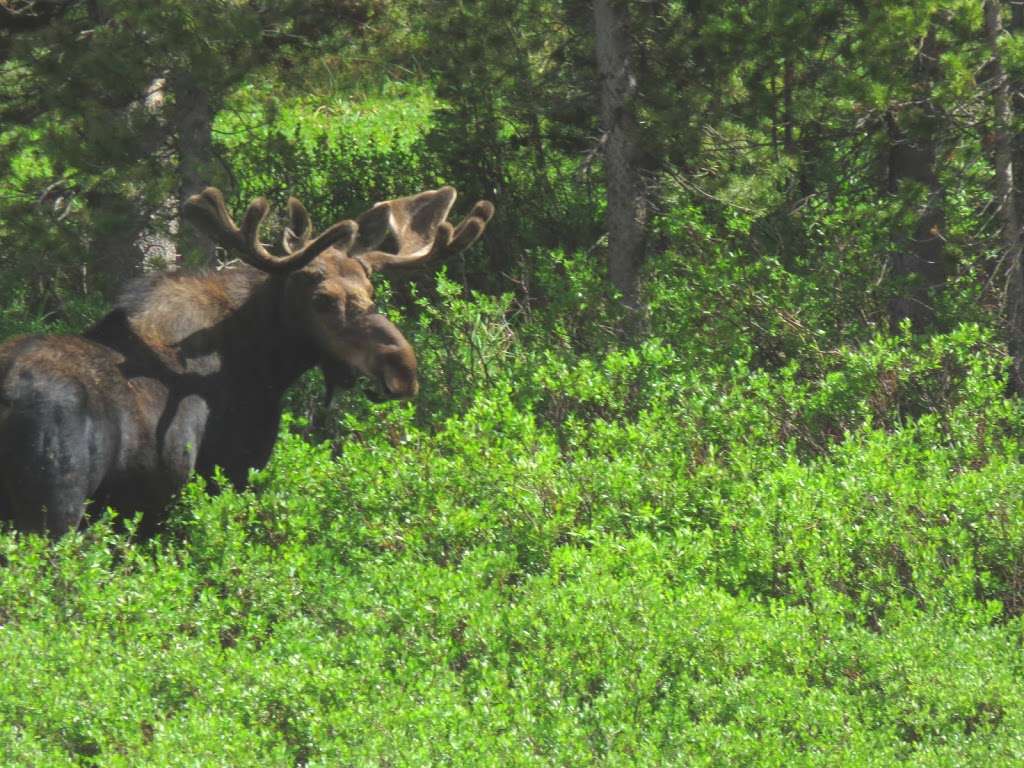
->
[0, 186, 493, 536]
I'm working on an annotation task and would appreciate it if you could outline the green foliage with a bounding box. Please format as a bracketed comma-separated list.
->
[7, 0, 1024, 764]
[215, 80, 438, 223]
[5, 310, 1024, 764]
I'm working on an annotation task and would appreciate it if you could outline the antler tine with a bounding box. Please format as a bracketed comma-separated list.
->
[433, 199, 495, 258]
[282, 197, 312, 255]
[181, 187, 249, 253]
[354, 187, 495, 274]
[183, 187, 357, 274]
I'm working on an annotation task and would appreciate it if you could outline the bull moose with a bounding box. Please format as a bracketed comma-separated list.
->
[0, 185, 494, 537]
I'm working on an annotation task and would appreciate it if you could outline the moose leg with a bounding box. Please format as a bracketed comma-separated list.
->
[4, 477, 89, 539]
[1, 432, 95, 537]
[0, 394, 104, 538]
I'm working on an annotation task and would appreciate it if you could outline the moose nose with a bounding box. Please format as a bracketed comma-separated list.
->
[355, 313, 418, 399]
[382, 370, 419, 399]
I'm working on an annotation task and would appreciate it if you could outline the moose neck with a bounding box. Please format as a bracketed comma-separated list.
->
[243, 269, 321, 394]
[107, 266, 322, 399]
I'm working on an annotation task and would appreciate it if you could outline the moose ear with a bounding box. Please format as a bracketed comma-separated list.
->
[282, 265, 328, 326]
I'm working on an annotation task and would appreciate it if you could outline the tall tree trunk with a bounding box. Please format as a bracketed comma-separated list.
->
[885, 24, 949, 332]
[986, 0, 1024, 391]
[1010, 1, 1024, 235]
[86, 189, 147, 299]
[594, 0, 649, 335]
[783, 56, 795, 153]
[172, 73, 218, 265]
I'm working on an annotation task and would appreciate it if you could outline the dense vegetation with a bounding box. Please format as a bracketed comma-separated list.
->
[3, 0, 1024, 764]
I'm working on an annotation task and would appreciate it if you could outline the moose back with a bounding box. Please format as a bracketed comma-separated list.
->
[0, 186, 494, 537]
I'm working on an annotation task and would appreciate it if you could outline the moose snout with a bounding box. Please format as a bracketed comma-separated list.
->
[378, 352, 419, 399]
[374, 344, 417, 399]
[341, 313, 419, 400]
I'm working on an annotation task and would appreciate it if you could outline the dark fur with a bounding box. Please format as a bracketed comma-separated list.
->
[0, 185, 493, 537]
[0, 260, 395, 537]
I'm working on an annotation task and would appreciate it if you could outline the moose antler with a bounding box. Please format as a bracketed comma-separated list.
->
[182, 187, 356, 274]
[349, 186, 495, 274]
[282, 197, 313, 255]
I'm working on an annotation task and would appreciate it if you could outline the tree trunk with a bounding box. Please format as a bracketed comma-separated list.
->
[986, 0, 1024, 391]
[594, 0, 649, 335]
[85, 189, 147, 299]
[885, 24, 949, 332]
[783, 56, 795, 153]
[172, 73, 218, 265]
[1010, 1, 1024, 238]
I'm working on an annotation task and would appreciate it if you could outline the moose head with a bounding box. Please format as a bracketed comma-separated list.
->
[183, 185, 495, 402]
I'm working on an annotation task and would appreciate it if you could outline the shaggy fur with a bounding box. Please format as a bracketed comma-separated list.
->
[0, 256, 405, 538]
[0, 185, 493, 537]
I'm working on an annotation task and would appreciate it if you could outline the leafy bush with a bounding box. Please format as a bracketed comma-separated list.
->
[215, 81, 438, 231]
[4, 287, 1024, 764]
[5, 43, 1024, 767]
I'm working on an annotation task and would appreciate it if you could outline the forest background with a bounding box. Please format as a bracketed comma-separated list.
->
[3, 0, 1024, 764]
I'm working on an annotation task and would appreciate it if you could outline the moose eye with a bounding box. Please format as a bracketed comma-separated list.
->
[312, 293, 335, 313]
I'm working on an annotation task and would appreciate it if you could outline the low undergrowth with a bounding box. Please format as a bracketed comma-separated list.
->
[3, 316, 1024, 766]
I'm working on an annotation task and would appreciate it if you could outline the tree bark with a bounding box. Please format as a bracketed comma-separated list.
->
[986, 0, 1024, 391]
[783, 56, 795, 153]
[1010, 1, 1024, 237]
[171, 73, 218, 265]
[594, 0, 649, 335]
[885, 24, 949, 332]
[85, 189, 147, 299]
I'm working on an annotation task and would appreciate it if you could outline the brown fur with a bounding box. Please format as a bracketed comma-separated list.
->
[116, 268, 264, 346]
[0, 186, 493, 537]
